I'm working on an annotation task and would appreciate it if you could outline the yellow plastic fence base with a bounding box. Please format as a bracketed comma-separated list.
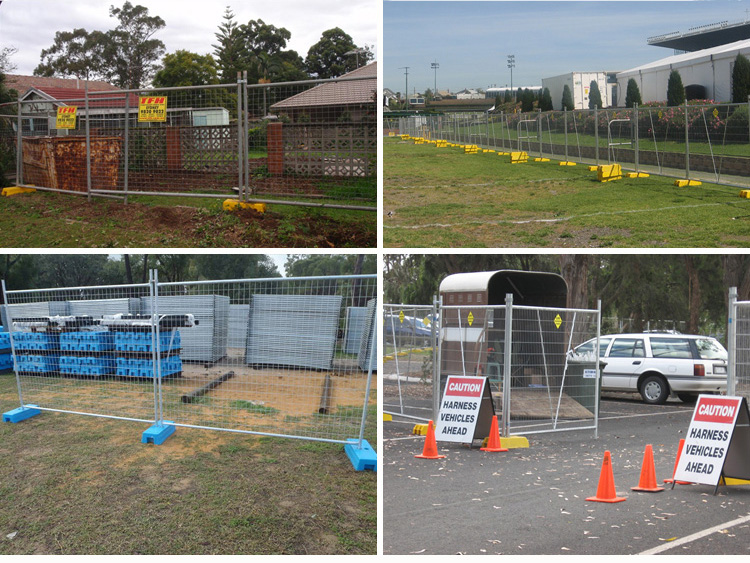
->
[559, 161, 577, 166]
[510, 151, 528, 164]
[1, 186, 37, 196]
[383, 413, 393, 422]
[588, 165, 599, 171]
[627, 172, 650, 178]
[223, 200, 266, 213]
[496, 151, 509, 156]
[674, 179, 702, 187]
[597, 164, 623, 182]
[534, 158, 550, 162]
[413, 423, 428, 436]
[740, 190, 750, 199]
[481, 435, 530, 449]
[464, 145, 479, 154]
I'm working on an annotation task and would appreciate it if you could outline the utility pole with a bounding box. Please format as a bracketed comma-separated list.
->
[431, 61, 439, 97]
[400, 66, 410, 109]
[507, 54, 515, 100]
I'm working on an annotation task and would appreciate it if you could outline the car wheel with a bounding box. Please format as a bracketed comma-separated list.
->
[677, 392, 698, 404]
[640, 375, 669, 405]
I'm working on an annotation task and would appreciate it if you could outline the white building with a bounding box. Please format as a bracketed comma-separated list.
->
[456, 89, 484, 100]
[542, 72, 618, 110]
[616, 38, 750, 105]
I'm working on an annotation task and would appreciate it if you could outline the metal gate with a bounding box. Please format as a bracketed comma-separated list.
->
[1, 271, 377, 470]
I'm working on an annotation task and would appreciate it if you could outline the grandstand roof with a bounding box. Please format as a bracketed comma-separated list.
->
[647, 18, 750, 51]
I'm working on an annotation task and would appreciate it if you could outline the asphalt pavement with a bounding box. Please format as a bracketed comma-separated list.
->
[383, 394, 750, 555]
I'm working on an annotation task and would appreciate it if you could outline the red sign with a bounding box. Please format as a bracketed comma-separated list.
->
[445, 378, 484, 398]
[694, 397, 740, 424]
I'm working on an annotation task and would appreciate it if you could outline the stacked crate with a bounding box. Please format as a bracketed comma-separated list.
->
[59, 331, 116, 377]
[12, 332, 60, 373]
[113, 330, 182, 379]
[0, 329, 12, 371]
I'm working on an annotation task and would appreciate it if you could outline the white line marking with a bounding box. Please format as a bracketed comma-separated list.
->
[639, 513, 750, 554]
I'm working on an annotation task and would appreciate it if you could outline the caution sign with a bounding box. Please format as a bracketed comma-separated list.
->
[673, 395, 750, 486]
[435, 375, 494, 444]
[56, 106, 77, 129]
[138, 96, 167, 122]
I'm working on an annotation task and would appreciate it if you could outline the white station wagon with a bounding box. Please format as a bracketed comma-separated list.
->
[569, 333, 728, 404]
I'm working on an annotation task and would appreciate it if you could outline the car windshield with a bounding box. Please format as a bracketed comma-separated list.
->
[695, 338, 727, 360]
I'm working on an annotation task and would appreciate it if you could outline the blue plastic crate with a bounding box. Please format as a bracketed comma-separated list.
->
[0, 353, 12, 371]
[59, 355, 115, 376]
[115, 356, 181, 378]
[60, 331, 115, 352]
[0, 332, 10, 350]
[12, 332, 60, 351]
[114, 330, 180, 353]
[16, 354, 59, 373]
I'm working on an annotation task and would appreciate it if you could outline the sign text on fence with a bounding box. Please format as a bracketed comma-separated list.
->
[138, 96, 167, 122]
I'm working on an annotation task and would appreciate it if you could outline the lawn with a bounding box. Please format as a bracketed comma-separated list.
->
[0, 372, 376, 555]
[383, 137, 750, 248]
[0, 190, 375, 248]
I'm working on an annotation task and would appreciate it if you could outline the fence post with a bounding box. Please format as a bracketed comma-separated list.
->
[124, 93, 130, 205]
[15, 101, 22, 185]
[433, 295, 442, 421]
[595, 299, 602, 440]
[537, 110, 542, 159]
[728, 286, 737, 397]
[243, 71, 250, 198]
[564, 108, 569, 163]
[502, 293, 513, 437]
[85, 81, 92, 202]
[1, 280, 23, 409]
[684, 99, 690, 180]
[236, 72, 244, 200]
[634, 104, 639, 174]
[594, 106, 599, 167]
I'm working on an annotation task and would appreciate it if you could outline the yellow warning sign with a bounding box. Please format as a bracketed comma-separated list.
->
[56, 106, 77, 129]
[423, 317, 431, 327]
[554, 314, 562, 329]
[399, 310, 405, 324]
[467, 312, 474, 326]
[713, 108, 719, 119]
[138, 96, 167, 122]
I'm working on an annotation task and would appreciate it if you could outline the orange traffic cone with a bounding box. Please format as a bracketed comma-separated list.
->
[631, 444, 664, 492]
[415, 420, 446, 459]
[586, 450, 626, 503]
[664, 438, 690, 485]
[481, 415, 508, 452]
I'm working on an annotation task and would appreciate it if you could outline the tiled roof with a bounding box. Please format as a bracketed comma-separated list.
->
[25, 86, 139, 108]
[6, 74, 119, 95]
[271, 62, 377, 110]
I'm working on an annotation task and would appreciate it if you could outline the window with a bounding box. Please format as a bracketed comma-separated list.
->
[609, 338, 645, 358]
[695, 338, 727, 360]
[650, 337, 692, 359]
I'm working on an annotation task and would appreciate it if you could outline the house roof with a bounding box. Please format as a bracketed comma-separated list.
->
[271, 62, 376, 110]
[23, 86, 140, 108]
[6, 74, 118, 95]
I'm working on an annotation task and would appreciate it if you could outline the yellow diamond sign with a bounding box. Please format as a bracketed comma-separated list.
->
[713, 108, 719, 119]
[554, 314, 562, 329]
[467, 312, 474, 326]
[399, 310, 405, 324]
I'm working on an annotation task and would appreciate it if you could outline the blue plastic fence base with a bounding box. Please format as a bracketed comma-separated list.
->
[141, 421, 176, 445]
[3, 405, 41, 423]
[345, 439, 377, 472]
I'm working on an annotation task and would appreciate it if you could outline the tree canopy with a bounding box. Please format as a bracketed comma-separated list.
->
[732, 53, 750, 103]
[666, 69, 685, 107]
[305, 27, 373, 79]
[588, 80, 603, 109]
[625, 78, 642, 108]
[561, 84, 574, 111]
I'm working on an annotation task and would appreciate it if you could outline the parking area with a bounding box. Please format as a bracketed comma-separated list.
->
[383, 393, 750, 555]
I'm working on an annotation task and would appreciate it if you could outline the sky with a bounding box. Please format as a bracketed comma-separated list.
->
[384, 0, 750, 94]
[0, 0, 378, 77]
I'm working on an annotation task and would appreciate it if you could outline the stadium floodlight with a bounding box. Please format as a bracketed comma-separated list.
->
[400, 66, 410, 109]
[507, 54, 515, 100]
[431, 61, 439, 96]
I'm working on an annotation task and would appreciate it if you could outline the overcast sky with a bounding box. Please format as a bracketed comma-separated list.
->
[0, 0, 378, 77]
[384, 0, 750, 94]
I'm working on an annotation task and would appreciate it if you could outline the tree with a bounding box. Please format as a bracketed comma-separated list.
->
[34, 2, 166, 88]
[521, 88, 535, 112]
[588, 80, 603, 109]
[0, 46, 18, 74]
[212, 6, 244, 83]
[539, 87, 553, 111]
[625, 78, 642, 108]
[732, 53, 750, 103]
[153, 50, 219, 87]
[666, 69, 685, 107]
[305, 27, 373, 79]
[561, 84, 574, 111]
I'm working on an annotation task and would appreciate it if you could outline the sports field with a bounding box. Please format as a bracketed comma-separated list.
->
[383, 137, 750, 248]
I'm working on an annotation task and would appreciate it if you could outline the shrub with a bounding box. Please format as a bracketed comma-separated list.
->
[625, 78, 642, 108]
[561, 84, 574, 111]
[732, 53, 750, 103]
[588, 80, 603, 109]
[667, 70, 686, 107]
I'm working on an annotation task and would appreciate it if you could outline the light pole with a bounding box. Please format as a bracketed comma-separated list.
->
[400, 66, 410, 109]
[431, 61, 439, 98]
[507, 54, 515, 100]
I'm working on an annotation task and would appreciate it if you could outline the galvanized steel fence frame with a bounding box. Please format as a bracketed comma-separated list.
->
[1, 272, 377, 468]
[3, 74, 376, 212]
[726, 286, 750, 404]
[392, 98, 750, 189]
[383, 295, 601, 438]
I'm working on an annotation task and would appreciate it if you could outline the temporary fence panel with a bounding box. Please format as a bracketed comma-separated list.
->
[2, 273, 377, 457]
[438, 298, 600, 437]
[729, 289, 750, 403]
[10, 74, 376, 211]
[382, 303, 438, 422]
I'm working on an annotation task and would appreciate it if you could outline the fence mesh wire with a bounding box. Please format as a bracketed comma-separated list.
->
[6, 73, 376, 209]
[731, 301, 750, 403]
[392, 101, 750, 188]
[2, 273, 377, 444]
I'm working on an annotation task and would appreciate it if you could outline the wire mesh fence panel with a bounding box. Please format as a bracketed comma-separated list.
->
[508, 305, 600, 435]
[438, 303, 600, 437]
[731, 301, 750, 403]
[154, 275, 377, 444]
[382, 304, 437, 421]
[2, 281, 158, 423]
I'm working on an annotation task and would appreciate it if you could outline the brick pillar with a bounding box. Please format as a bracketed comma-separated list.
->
[166, 127, 182, 172]
[267, 122, 283, 176]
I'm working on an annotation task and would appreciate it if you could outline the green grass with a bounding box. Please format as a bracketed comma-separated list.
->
[0, 190, 375, 248]
[383, 138, 750, 248]
[0, 373, 376, 555]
